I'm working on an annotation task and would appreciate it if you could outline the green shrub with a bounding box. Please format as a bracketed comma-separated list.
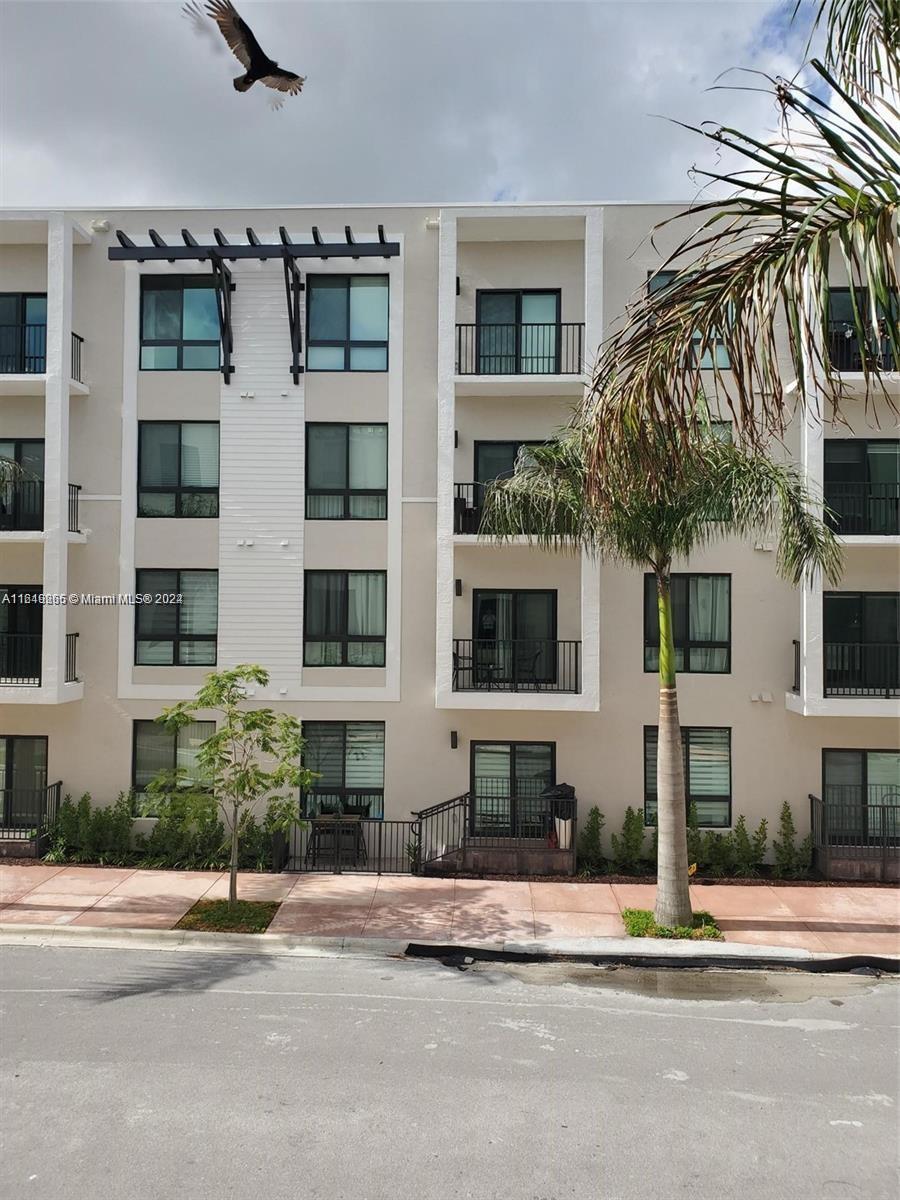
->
[772, 801, 813, 879]
[732, 814, 768, 877]
[610, 806, 646, 874]
[699, 830, 736, 877]
[137, 791, 226, 869]
[46, 792, 134, 865]
[576, 806, 605, 875]
[686, 801, 703, 866]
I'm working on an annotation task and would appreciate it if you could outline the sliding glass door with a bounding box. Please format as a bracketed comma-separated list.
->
[0, 736, 48, 828]
[473, 589, 557, 687]
[470, 742, 555, 837]
[476, 291, 560, 374]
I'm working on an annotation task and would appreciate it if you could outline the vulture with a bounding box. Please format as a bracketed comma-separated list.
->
[184, 0, 305, 103]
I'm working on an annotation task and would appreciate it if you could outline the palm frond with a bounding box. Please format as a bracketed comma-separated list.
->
[808, 0, 900, 93]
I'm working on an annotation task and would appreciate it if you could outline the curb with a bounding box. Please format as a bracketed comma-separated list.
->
[1, 923, 897, 972]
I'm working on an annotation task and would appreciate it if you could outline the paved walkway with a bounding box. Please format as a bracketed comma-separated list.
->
[1, 864, 898, 955]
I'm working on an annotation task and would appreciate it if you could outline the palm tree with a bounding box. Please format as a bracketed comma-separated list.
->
[582, 0, 898, 486]
[482, 422, 840, 927]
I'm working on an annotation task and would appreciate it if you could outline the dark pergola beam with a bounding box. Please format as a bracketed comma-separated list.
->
[109, 241, 400, 261]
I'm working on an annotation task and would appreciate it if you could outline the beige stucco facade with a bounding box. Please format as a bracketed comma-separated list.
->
[0, 203, 897, 851]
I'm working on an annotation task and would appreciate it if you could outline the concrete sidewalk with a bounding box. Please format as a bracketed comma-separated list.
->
[2, 863, 898, 956]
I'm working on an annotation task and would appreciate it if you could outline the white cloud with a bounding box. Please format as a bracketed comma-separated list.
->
[0, 0, 809, 207]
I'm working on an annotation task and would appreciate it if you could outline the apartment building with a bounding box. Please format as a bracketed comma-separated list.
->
[0, 204, 897, 876]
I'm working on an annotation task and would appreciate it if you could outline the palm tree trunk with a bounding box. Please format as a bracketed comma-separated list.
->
[228, 804, 239, 905]
[654, 571, 692, 928]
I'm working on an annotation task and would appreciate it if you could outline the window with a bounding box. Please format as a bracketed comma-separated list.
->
[823, 592, 899, 696]
[827, 287, 897, 370]
[0, 439, 44, 531]
[0, 293, 47, 373]
[301, 722, 385, 817]
[470, 741, 555, 836]
[476, 290, 560, 374]
[644, 726, 731, 827]
[132, 719, 215, 813]
[305, 424, 387, 519]
[138, 422, 219, 517]
[306, 275, 389, 371]
[824, 440, 899, 535]
[303, 571, 386, 666]
[135, 569, 218, 665]
[648, 270, 730, 369]
[474, 440, 541, 484]
[140, 277, 220, 371]
[0, 736, 48, 827]
[823, 750, 900, 841]
[644, 574, 731, 673]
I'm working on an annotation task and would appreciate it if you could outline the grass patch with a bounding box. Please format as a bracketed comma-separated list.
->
[175, 899, 279, 934]
[621, 907, 723, 941]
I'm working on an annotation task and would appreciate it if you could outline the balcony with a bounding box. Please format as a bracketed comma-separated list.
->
[452, 638, 581, 693]
[0, 325, 86, 393]
[825, 482, 900, 536]
[823, 641, 899, 698]
[0, 633, 41, 686]
[0, 481, 83, 534]
[455, 322, 584, 377]
[828, 325, 896, 373]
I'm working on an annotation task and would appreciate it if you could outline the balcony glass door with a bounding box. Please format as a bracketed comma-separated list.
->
[476, 291, 559, 375]
[824, 440, 900, 534]
[824, 592, 900, 695]
[0, 294, 47, 373]
[0, 735, 48, 828]
[0, 585, 42, 684]
[470, 741, 555, 837]
[0, 440, 44, 530]
[473, 589, 556, 688]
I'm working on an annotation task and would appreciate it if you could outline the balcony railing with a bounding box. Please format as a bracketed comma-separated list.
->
[828, 326, 896, 372]
[455, 322, 584, 376]
[0, 781, 62, 841]
[792, 638, 801, 693]
[0, 633, 42, 686]
[810, 790, 899, 877]
[824, 482, 900, 536]
[0, 479, 44, 531]
[452, 638, 581, 693]
[68, 483, 81, 533]
[71, 332, 84, 383]
[824, 641, 899, 697]
[65, 632, 79, 683]
[0, 323, 46, 373]
[454, 482, 543, 535]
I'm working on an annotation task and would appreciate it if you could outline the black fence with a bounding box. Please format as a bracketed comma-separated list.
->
[824, 641, 899, 697]
[0, 323, 47, 374]
[828, 326, 896, 372]
[0, 479, 44, 531]
[288, 818, 416, 874]
[71, 332, 84, 383]
[810, 790, 900, 877]
[454, 483, 487, 534]
[0, 781, 61, 841]
[792, 639, 801, 692]
[0, 633, 41, 685]
[824, 482, 900, 536]
[65, 632, 79, 683]
[68, 483, 81, 533]
[455, 322, 584, 376]
[453, 638, 581, 693]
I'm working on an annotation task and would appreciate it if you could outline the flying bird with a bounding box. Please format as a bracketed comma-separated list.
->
[183, 0, 305, 105]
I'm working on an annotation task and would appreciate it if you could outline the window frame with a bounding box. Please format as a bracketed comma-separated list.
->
[643, 725, 732, 828]
[137, 420, 220, 518]
[134, 568, 219, 666]
[305, 275, 390, 373]
[139, 275, 221, 372]
[474, 289, 562, 374]
[300, 720, 386, 818]
[304, 422, 388, 520]
[303, 569, 388, 667]
[643, 572, 732, 674]
[131, 719, 216, 814]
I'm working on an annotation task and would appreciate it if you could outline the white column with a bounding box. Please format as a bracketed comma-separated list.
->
[434, 214, 458, 703]
[581, 206, 604, 707]
[799, 273, 825, 706]
[41, 215, 73, 695]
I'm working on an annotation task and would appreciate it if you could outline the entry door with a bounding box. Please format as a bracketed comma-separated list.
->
[0, 736, 48, 828]
[0, 440, 44, 530]
[473, 589, 556, 687]
[0, 585, 43, 684]
[470, 742, 555, 836]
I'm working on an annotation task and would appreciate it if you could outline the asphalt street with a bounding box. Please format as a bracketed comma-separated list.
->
[0, 946, 897, 1200]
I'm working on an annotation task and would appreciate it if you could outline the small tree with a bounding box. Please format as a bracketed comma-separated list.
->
[151, 664, 316, 904]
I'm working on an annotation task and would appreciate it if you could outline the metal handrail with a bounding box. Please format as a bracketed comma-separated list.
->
[452, 637, 581, 693]
[455, 321, 584, 376]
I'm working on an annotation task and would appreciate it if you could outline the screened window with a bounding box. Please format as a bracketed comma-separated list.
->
[132, 719, 215, 813]
[305, 424, 387, 519]
[306, 276, 389, 371]
[303, 571, 387, 666]
[644, 726, 731, 827]
[135, 569, 218, 666]
[648, 270, 730, 369]
[822, 749, 900, 840]
[644, 574, 731, 673]
[138, 422, 219, 517]
[301, 721, 385, 818]
[140, 277, 220, 371]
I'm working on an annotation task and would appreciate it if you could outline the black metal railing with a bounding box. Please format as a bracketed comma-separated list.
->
[288, 818, 416, 874]
[0, 479, 44, 531]
[68, 483, 81, 533]
[792, 639, 801, 693]
[65, 632, 79, 683]
[413, 794, 469, 873]
[824, 482, 900, 536]
[828, 326, 896, 372]
[454, 483, 487, 534]
[0, 781, 61, 841]
[455, 322, 584, 376]
[453, 638, 581, 693]
[71, 332, 84, 383]
[0, 632, 42, 685]
[810, 790, 900, 876]
[0, 323, 47, 373]
[823, 641, 899, 697]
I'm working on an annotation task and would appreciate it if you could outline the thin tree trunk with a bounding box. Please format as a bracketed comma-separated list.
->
[229, 804, 239, 905]
[654, 570, 692, 928]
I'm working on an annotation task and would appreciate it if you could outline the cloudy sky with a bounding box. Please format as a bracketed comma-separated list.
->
[0, 0, 813, 207]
